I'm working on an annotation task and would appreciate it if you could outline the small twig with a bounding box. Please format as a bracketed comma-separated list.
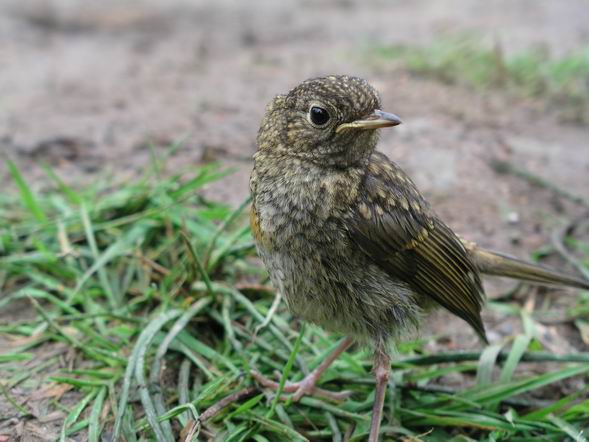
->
[198, 386, 258, 422]
[343, 421, 356, 442]
[254, 291, 282, 336]
[397, 350, 589, 366]
[0, 383, 30, 416]
[181, 420, 200, 442]
[489, 158, 589, 209]
[180, 229, 214, 297]
[551, 220, 589, 280]
[56, 220, 77, 258]
[402, 429, 434, 442]
[135, 251, 171, 276]
[251, 370, 351, 402]
[27, 296, 81, 349]
[234, 283, 275, 293]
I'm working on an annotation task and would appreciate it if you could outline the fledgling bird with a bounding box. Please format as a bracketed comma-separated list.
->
[249, 75, 589, 441]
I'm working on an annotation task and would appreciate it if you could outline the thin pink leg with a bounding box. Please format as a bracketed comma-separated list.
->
[368, 350, 391, 442]
[252, 336, 354, 402]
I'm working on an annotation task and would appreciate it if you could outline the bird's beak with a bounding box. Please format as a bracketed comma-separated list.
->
[335, 110, 402, 134]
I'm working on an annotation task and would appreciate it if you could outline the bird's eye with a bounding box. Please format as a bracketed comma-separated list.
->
[309, 106, 330, 126]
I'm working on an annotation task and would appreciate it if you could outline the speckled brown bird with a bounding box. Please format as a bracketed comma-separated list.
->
[249, 75, 589, 441]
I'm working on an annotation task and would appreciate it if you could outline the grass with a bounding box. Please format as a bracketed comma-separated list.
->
[368, 35, 589, 123]
[1, 149, 589, 441]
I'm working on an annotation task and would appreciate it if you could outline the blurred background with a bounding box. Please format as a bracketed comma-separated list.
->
[2, 0, 589, 238]
[1, 0, 589, 440]
[2, 1, 588, 200]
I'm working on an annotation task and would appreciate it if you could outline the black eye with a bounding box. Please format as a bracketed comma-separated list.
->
[309, 106, 330, 126]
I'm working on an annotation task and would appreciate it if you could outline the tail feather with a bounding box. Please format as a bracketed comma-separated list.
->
[471, 248, 589, 290]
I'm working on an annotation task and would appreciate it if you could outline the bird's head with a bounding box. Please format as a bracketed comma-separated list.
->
[257, 75, 401, 168]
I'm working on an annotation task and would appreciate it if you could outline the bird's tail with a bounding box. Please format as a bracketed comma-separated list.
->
[469, 247, 589, 290]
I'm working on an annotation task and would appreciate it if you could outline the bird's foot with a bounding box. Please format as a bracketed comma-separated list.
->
[251, 370, 352, 402]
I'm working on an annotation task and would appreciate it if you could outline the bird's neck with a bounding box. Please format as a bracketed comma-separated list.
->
[255, 142, 372, 170]
[252, 149, 365, 182]
[251, 151, 364, 239]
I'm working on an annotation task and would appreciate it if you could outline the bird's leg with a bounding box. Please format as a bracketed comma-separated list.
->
[368, 348, 391, 442]
[252, 336, 354, 402]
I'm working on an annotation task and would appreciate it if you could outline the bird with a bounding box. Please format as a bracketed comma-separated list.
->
[249, 75, 589, 441]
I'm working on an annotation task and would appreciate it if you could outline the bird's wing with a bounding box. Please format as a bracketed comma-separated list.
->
[347, 152, 487, 341]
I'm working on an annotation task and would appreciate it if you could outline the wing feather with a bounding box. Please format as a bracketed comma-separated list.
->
[348, 153, 487, 341]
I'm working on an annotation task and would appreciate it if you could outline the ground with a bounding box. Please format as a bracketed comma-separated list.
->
[1, 0, 589, 440]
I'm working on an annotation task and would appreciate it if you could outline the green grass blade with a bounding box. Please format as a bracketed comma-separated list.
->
[88, 386, 106, 442]
[112, 309, 182, 441]
[499, 334, 532, 383]
[267, 322, 306, 419]
[5, 159, 47, 222]
[476, 343, 504, 386]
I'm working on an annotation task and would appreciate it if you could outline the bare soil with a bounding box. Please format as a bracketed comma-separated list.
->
[1, 0, 589, 440]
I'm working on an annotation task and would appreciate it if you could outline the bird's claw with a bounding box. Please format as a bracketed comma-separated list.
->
[251, 370, 351, 402]
[291, 375, 352, 402]
[291, 376, 318, 401]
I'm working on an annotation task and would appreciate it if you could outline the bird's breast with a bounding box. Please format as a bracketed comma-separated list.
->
[250, 161, 362, 248]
